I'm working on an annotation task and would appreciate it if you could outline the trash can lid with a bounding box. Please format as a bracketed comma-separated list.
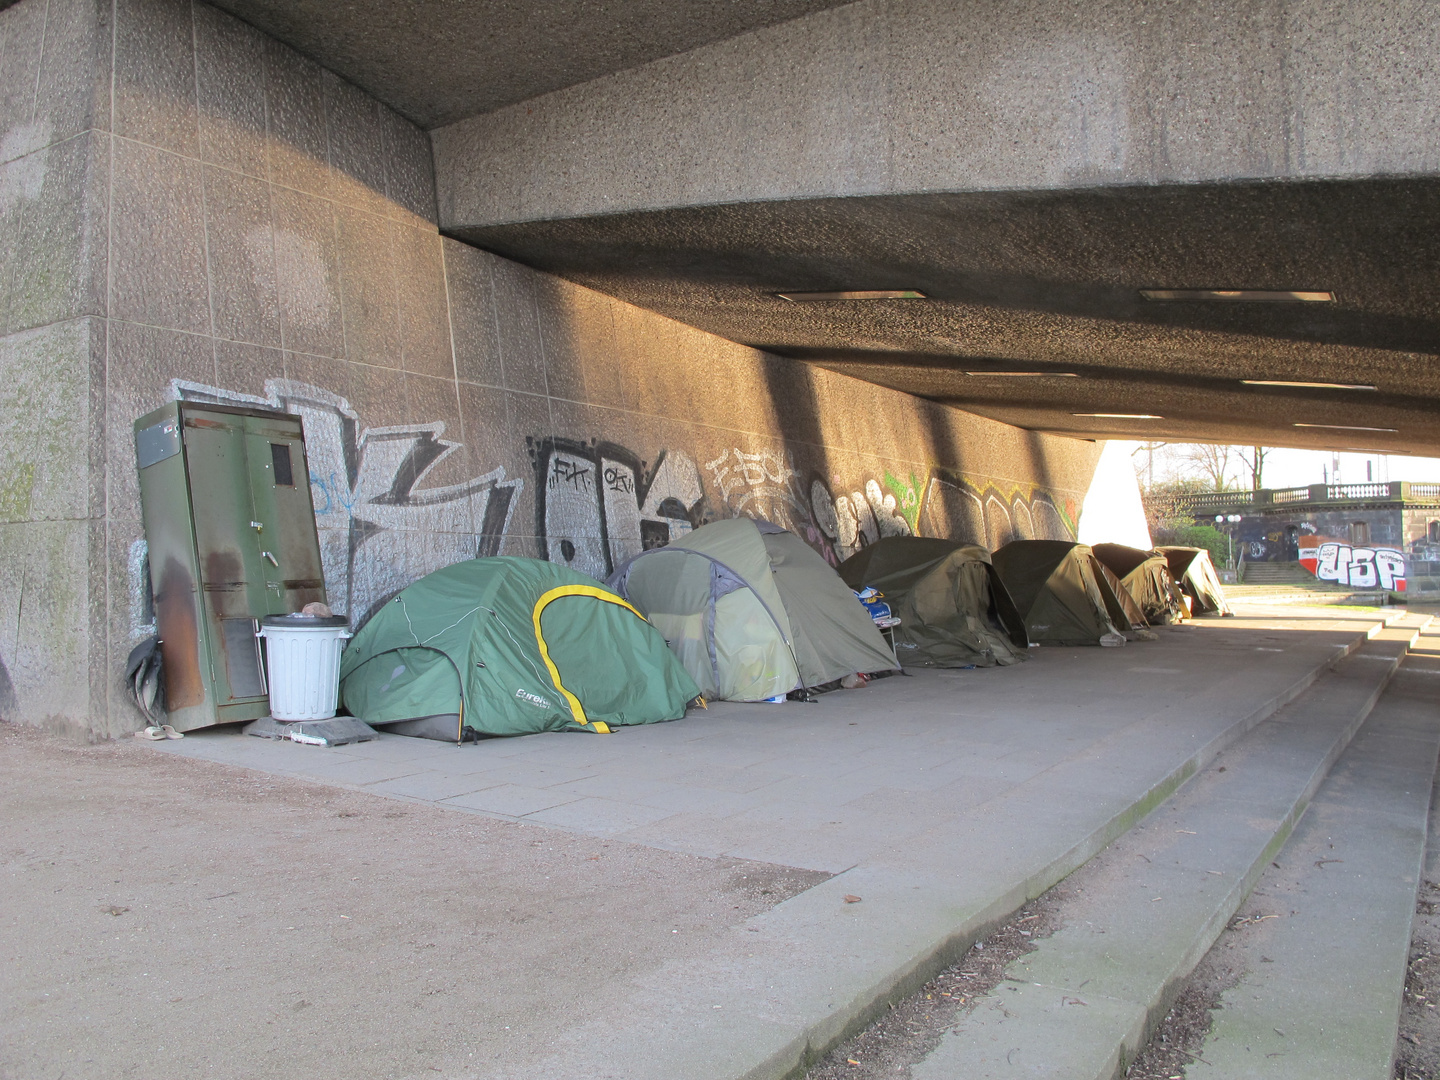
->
[262, 613, 350, 628]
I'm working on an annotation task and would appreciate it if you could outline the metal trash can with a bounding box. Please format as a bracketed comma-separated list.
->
[257, 615, 351, 721]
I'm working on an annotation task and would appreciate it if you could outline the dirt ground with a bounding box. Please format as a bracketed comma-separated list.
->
[0, 723, 825, 1080]
[1396, 878, 1440, 1078]
[804, 886, 1071, 1079]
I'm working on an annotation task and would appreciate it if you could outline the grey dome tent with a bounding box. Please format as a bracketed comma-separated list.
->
[1158, 546, 1234, 616]
[991, 540, 1130, 647]
[607, 518, 898, 701]
[1093, 543, 1187, 624]
[836, 537, 1028, 667]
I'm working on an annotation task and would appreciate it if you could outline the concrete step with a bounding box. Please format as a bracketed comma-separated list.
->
[508, 614, 1411, 1080]
[906, 612, 1432, 1080]
[1182, 653, 1440, 1079]
[1241, 562, 1318, 585]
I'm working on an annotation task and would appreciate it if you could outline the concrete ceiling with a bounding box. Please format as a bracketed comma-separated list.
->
[455, 177, 1440, 455]
[206, 0, 857, 128]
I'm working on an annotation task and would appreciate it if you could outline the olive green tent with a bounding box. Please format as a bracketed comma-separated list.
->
[608, 518, 898, 701]
[836, 537, 1028, 667]
[1095, 560, 1149, 632]
[1093, 543, 1187, 624]
[339, 557, 699, 741]
[1158, 546, 1234, 616]
[991, 540, 1130, 646]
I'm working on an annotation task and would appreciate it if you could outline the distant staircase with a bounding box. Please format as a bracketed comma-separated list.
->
[1240, 559, 1318, 585]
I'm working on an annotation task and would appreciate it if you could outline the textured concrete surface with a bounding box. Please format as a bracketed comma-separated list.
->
[1186, 652, 1440, 1080]
[432, 0, 1440, 453]
[908, 613, 1429, 1080]
[435, 0, 1440, 224]
[461, 180, 1440, 455]
[144, 609, 1392, 1078]
[205, 0, 856, 128]
[0, 0, 1108, 740]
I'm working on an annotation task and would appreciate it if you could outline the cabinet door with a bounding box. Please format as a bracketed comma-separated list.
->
[180, 411, 268, 702]
[244, 416, 326, 614]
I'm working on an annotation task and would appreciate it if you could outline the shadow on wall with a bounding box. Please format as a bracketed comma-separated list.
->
[142, 375, 1082, 629]
[0, 654, 16, 717]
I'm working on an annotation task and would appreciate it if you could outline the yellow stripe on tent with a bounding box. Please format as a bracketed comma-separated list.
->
[531, 585, 647, 729]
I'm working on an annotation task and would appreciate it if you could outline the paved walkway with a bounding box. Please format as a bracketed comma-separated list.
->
[156, 609, 1383, 875]
[129, 606, 1396, 1079]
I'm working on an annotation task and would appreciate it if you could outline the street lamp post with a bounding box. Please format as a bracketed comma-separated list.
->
[1215, 513, 1243, 570]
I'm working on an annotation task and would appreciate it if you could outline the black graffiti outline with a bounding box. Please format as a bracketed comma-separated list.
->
[527, 436, 707, 576]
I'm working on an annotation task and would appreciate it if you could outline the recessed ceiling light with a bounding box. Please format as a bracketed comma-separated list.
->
[1141, 289, 1333, 302]
[1241, 380, 1376, 390]
[776, 289, 926, 301]
[1072, 412, 1163, 419]
[964, 371, 1079, 378]
[1293, 423, 1398, 432]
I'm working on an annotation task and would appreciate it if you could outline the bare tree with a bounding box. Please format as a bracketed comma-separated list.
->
[1130, 441, 1168, 492]
[1182, 443, 1236, 491]
[1235, 445, 1269, 492]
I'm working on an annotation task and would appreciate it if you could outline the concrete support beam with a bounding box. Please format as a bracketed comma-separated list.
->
[434, 0, 1440, 230]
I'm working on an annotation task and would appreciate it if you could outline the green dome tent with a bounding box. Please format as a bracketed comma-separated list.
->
[1158, 546, 1234, 616]
[991, 540, 1131, 647]
[1093, 543, 1188, 624]
[339, 558, 699, 741]
[836, 537, 1029, 668]
[607, 518, 898, 701]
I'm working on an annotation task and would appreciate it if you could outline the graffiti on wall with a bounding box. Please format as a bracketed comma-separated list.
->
[530, 437, 1079, 573]
[920, 473, 1077, 551]
[529, 438, 706, 579]
[1301, 541, 1406, 591]
[172, 379, 521, 623]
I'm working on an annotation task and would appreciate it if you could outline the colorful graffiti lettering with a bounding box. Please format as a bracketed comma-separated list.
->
[172, 379, 521, 623]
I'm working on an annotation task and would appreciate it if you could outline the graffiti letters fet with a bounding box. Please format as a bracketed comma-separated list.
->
[530, 438, 705, 579]
[172, 379, 520, 623]
[1306, 542, 1406, 591]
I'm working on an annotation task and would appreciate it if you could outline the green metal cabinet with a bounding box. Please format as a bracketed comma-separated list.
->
[134, 401, 327, 731]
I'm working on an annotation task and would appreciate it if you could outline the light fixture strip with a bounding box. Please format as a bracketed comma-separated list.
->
[1241, 380, 1376, 390]
[1072, 412, 1163, 419]
[1292, 423, 1398, 432]
[964, 371, 1079, 378]
[776, 289, 926, 301]
[1141, 289, 1333, 302]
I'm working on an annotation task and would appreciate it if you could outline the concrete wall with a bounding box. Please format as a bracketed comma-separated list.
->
[0, 0, 1104, 740]
[433, 0, 1440, 229]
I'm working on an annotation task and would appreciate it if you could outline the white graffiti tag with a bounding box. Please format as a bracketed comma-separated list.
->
[171, 378, 521, 623]
[1314, 542, 1406, 590]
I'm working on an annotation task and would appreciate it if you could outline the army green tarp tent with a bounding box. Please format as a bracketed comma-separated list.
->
[991, 540, 1130, 646]
[1093, 543, 1188, 624]
[1159, 546, 1234, 616]
[1095, 560, 1149, 632]
[608, 518, 898, 701]
[339, 557, 699, 741]
[836, 537, 1028, 668]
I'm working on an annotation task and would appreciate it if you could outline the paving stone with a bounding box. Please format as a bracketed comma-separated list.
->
[524, 797, 679, 835]
[441, 783, 583, 817]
